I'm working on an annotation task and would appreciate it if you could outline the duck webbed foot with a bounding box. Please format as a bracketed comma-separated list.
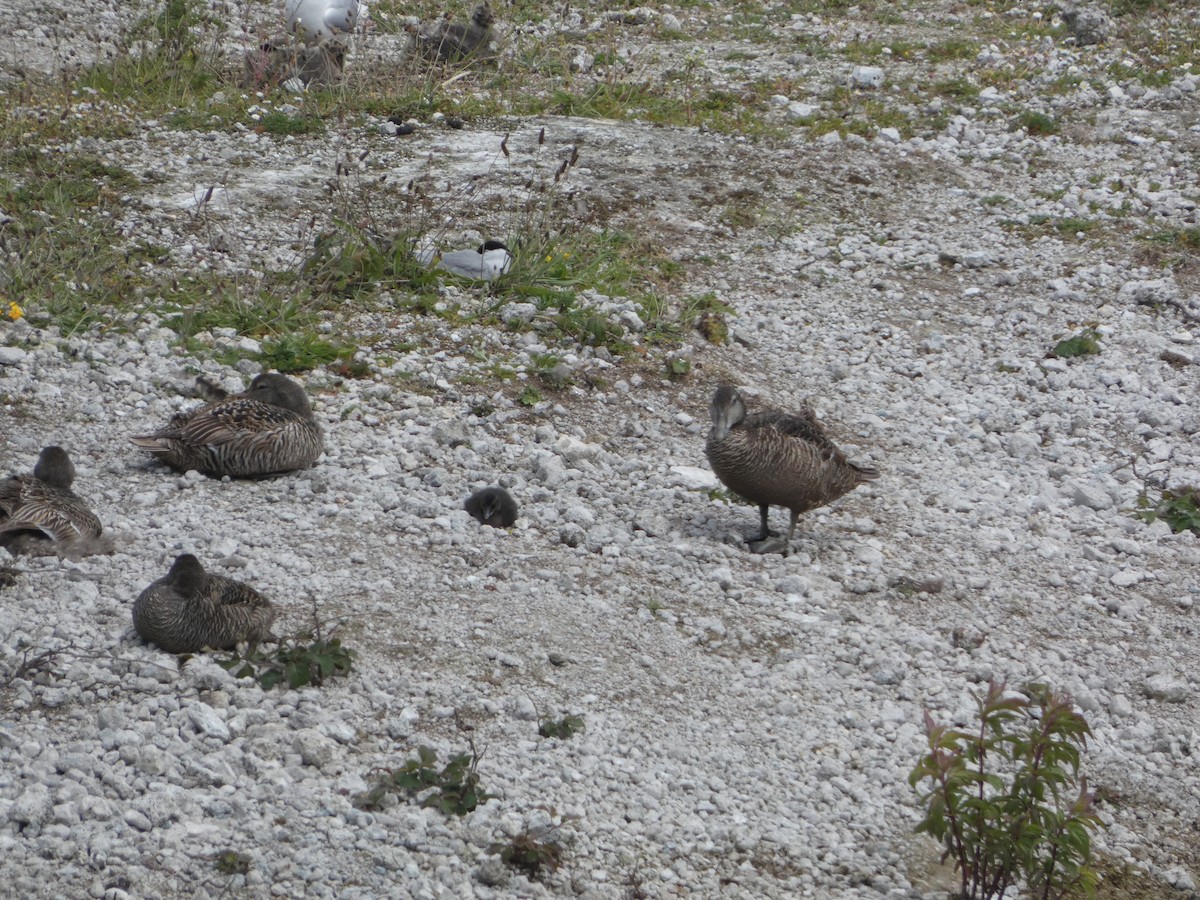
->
[747, 534, 791, 556]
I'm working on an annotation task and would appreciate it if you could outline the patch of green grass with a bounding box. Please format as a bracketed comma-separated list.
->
[925, 38, 977, 62]
[259, 111, 325, 136]
[1013, 109, 1059, 135]
[215, 851, 252, 876]
[260, 333, 357, 373]
[1050, 328, 1101, 358]
[931, 78, 981, 100]
[1143, 227, 1200, 248]
[0, 148, 153, 334]
[518, 384, 543, 407]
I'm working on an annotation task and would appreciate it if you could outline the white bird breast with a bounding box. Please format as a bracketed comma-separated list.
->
[433, 246, 512, 282]
[285, 0, 360, 44]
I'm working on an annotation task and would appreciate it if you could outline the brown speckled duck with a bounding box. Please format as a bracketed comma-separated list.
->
[416, 2, 494, 62]
[0, 446, 105, 555]
[133, 554, 278, 654]
[705, 385, 878, 557]
[130, 373, 323, 478]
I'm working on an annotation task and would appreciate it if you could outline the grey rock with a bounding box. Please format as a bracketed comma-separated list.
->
[295, 730, 338, 768]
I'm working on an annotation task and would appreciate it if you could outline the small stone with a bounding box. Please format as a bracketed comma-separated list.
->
[1110, 570, 1142, 587]
[124, 809, 154, 832]
[187, 703, 231, 742]
[1067, 483, 1113, 511]
[9, 784, 52, 826]
[1061, 6, 1110, 46]
[476, 857, 510, 887]
[295, 730, 338, 769]
[1142, 674, 1189, 703]
[0, 347, 28, 365]
[851, 66, 885, 88]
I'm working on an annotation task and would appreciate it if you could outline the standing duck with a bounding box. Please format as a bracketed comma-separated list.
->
[705, 385, 878, 557]
[0, 446, 104, 555]
[130, 373, 323, 478]
[133, 554, 278, 654]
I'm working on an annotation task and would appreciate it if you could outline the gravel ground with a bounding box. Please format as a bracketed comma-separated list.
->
[3, 0, 1200, 898]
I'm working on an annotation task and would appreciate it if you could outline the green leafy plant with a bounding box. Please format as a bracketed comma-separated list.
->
[538, 714, 585, 740]
[357, 745, 493, 816]
[214, 850, 251, 876]
[218, 631, 356, 690]
[518, 385, 543, 407]
[491, 825, 565, 879]
[909, 680, 1104, 900]
[1137, 487, 1200, 535]
[1050, 328, 1101, 359]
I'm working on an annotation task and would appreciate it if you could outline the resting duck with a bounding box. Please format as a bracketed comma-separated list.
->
[0, 446, 104, 555]
[416, 2, 495, 62]
[130, 373, 323, 478]
[705, 385, 878, 557]
[133, 554, 278, 654]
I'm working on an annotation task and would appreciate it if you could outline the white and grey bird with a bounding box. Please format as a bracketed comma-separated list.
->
[133, 554, 278, 654]
[706, 385, 878, 557]
[418, 239, 512, 281]
[0, 446, 105, 555]
[286, 0, 359, 45]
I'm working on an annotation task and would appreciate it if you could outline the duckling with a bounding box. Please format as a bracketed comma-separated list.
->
[0, 446, 104, 555]
[417, 2, 495, 62]
[133, 554, 278, 654]
[130, 373, 323, 478]
[465, 486, 519, 527]
[705, 385, 878, 557]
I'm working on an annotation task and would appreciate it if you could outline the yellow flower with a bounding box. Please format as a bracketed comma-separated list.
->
[6, 302, 22, 321]
[545, 255, 553, 263]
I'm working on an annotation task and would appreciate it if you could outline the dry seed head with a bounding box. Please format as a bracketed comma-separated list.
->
[538, 127, 546, 145]
[500, 134, 509, 157]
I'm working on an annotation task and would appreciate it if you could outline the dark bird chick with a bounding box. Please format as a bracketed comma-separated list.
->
[465, 486, 518, 527]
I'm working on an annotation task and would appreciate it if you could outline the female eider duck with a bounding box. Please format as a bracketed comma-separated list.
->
[130, 373, 323, 478]
[0, 446, 105, 555]
[706, 385, 878, 557]
[133, 554, 278, 654]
